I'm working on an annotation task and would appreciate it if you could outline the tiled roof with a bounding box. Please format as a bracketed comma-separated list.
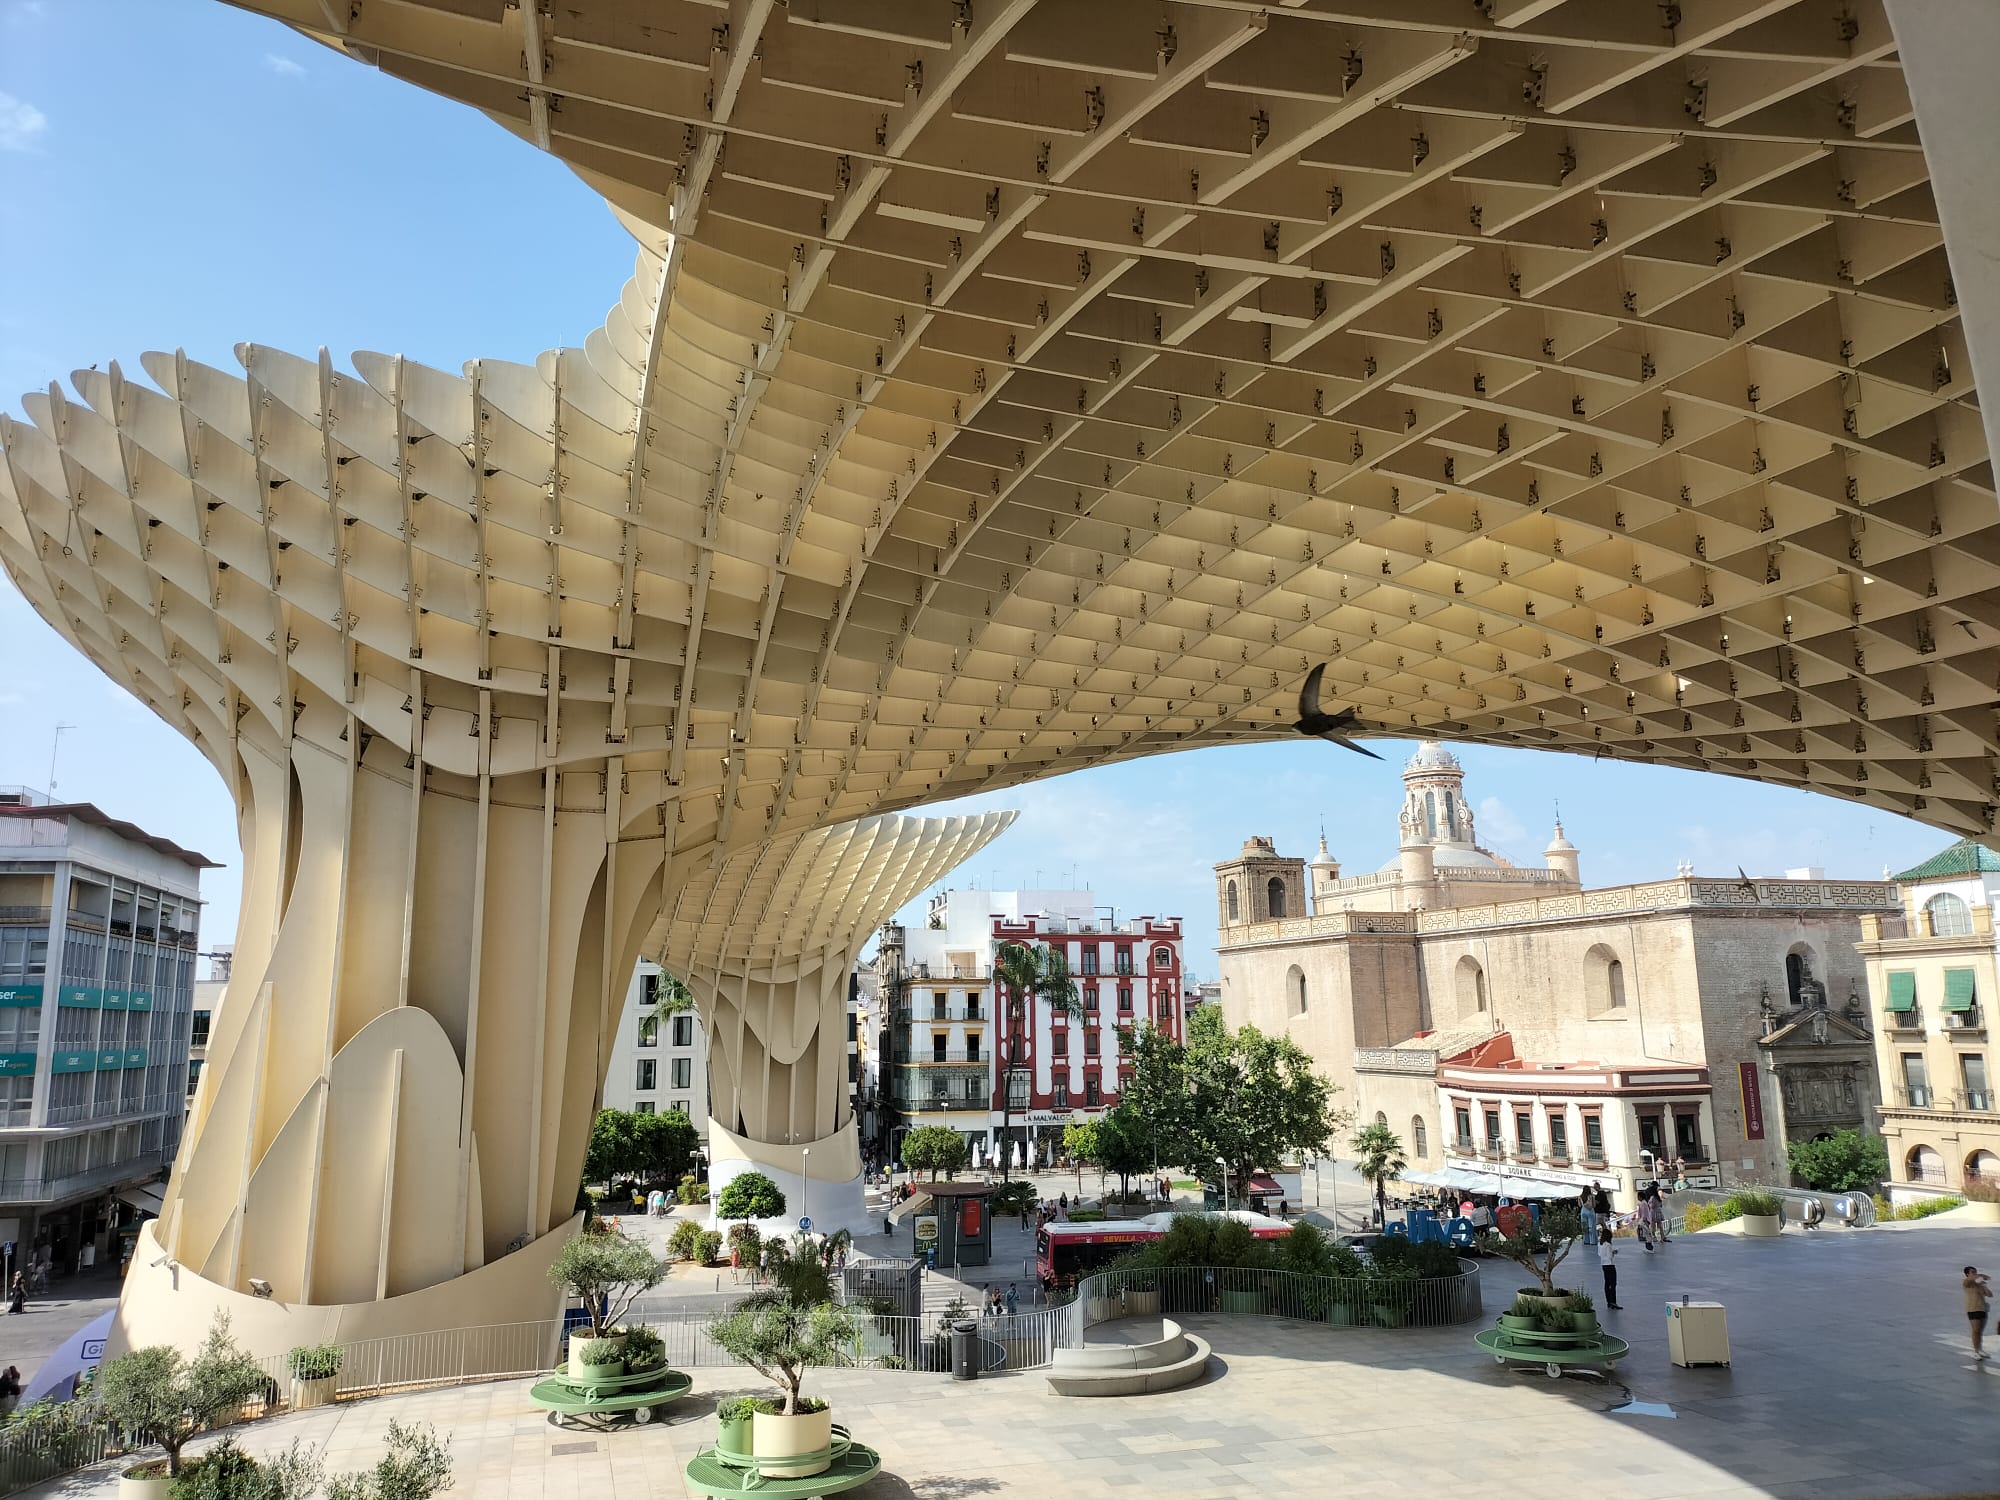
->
[1893, 839, 2000, 882]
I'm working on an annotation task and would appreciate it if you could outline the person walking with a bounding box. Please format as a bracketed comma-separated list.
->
[1965, 1265, 1992, 1360]
[1005, 1283, 1018, 1316]
[6, 1272, 23, 1316]
[1598, 1224, 1622, 1309]
[0, 1365, 18, 1416]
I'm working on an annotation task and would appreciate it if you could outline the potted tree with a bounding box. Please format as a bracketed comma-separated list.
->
[287, 1342, 342, 1410]
[547, 1228, 668, 1377]
[705, 1297, 863, 1478]
[1478, 1201, 1584, 1313]
[91, 1314, 269, 1496]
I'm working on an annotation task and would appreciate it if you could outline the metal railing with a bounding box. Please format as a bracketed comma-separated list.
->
[1960, 1089, 1995, 1112]
[0, 1152, 167, 1204]
[1896, 1086, 1935, 1108]
[0, 1419, 117, 1496]
[1055, 1261, 1483, 1334]
[0, 907, 51, 925]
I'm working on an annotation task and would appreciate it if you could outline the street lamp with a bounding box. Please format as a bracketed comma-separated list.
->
[1215, 1156, 1230, 1214]
[801, 1146, 810, 1237]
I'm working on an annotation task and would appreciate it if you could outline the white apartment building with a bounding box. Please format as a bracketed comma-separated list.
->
[0, 789, 210, 1277]
[602, 959, 709, 1135]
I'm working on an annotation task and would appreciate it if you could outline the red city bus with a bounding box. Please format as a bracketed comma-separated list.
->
[1035, 1211, 1293, 1288]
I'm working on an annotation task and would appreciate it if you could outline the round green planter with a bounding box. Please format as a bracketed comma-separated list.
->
[717, 1413, 752, 1456]
[1494, 1313, 1538, 1333]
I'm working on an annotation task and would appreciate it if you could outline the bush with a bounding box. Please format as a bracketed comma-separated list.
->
[1119, 1212, 1271, 1270]
[622, 1326, 666, 1375]
[1893, 1195, 1962, 1220]
[716, 1171, 786, 1221]
[1065, 1208, 1106, 1223]
[1681, 1201, 1734, 1232]
[324, 1418, 453, 1500]
[697, 1230, 725, 1264]
[1963, 1179, 1999, 1204]
[287, 1344, 342, 1382]
[1366, 1233, 1463, 1278]
[571, 1337, 623, 1369]
[667, 1220, 704, 1261]
[716, 1395, 777, 1424]
[727, 1222, 762, 1256]
[168, 1437, 322, 1500]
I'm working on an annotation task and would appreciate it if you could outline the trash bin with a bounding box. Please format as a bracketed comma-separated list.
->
[950, 1319, 980, 1381]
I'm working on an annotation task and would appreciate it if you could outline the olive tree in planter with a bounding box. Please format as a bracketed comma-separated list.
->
[1478, 1202, 1584, 1308]
[287, 1343, 343, 1411]
[91, 1314, 269, 1495]
[547, 1229, 668, 1376]
[705, 1297, 862, 1478]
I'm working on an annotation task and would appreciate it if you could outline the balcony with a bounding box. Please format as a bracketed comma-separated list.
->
[903, 1049, 985, 1065]
[1581, 1149, 1607, 1166]
[1451, 1135, 1475, 1156]
[0, 906, 51, 925]
[1958, 1090, 1995, 1112]
[1883, 1010, 1925, 1035]
[1894, 1086, 1936, 1109]
[1942, 1008, 1986, 1040]
[887, 1090, 987, 1114]
[0, 1150, 167, 1205]
[1513, 1143, 1537, 1163]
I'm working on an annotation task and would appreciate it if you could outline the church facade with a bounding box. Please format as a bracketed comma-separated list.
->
[1216, 746, 1899, 1206]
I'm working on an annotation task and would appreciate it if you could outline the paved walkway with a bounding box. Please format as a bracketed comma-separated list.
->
[24, 1223, 2000, 1499]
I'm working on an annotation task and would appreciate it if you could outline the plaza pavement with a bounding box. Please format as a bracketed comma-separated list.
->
[22, 1220, 2000, 1499]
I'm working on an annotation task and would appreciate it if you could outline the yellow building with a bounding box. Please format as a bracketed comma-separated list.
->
[1858, 840, 2000, 1205]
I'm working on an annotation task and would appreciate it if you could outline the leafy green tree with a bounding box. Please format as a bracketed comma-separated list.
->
[91, 1315, 270, 1477]
[1351, 1121, 1408, 1225]
[707, 1298, 863, 1416]
[1122, 1007, 1348, 1205]
[631, 1107, 700, 1183]
[756, 1229, 854, 1306]
[1478, 1202, 1584, 1296]
[900, 1125, 968, 1179]
[993, 940, 1082, 1182]
[1096, 1106, 1154, 1201]
[584, 1109, 634, 1186]
[717, 1170, 787, 1220]
[547, 1230, 667, 1337]
[1786, 1128, 1889, 1192]
[1062, 1119, 1100, 1194]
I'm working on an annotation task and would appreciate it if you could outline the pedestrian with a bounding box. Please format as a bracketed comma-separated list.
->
[79, 1239, 95, 1273]
[1592, 1183, 1611, 1217]
[1019, 1201, 1030, 1231]
[6, 1272, 23, 1315]
[1005, 1283, 1018, 1316]
[1580, 1193, 1599, 1247]
[1278, 1198, 1289, 1221]
[1965, 1265, 1992, 1361]
[1059, 1191, 1068, 1215]
[1598, 1224, 1622, 1309]
[0, 1365, 17, 1416]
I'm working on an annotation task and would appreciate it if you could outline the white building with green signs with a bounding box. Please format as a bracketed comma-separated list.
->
[0, 788, 212, 1279]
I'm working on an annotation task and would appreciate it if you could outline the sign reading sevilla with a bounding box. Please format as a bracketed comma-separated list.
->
[1739, 1061, 1765, 1140]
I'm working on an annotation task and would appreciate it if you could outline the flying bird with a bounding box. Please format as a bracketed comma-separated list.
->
[1736, 865, 1761, 901]
[1292, 663, 1382, 759]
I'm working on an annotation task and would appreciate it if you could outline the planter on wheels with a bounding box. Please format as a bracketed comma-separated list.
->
[752, 1408, 834, 1479]
[1739, 1213, 1782, 1238]
[117, 1464, 172, 1500]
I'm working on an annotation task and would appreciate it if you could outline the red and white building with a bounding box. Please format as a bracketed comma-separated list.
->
[991, 913, 1184, 1165]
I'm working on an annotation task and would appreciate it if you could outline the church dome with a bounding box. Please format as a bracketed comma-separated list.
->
[1403, 741, 1462, 776]
[1379, 844, 1506, 875]
[1545, 820, 1576, 853]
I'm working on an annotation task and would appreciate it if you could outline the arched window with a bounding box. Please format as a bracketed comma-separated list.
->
[1286, 964, 1307, 1017]
[1585, 944, 1626, 1015]
[1785, 952, 1805, 1006]
[1425, 789, 1437, 837]
[1412, 1116, 1428, 1159]
[1907, 1144, 1944, 1184]
[1455, 955, 1487, 1018]
[1925, 892, 1974, 937]
[1968, 1149, 2000, 1186]
[1374, 1110, 1388, 1129]
[1443, 789, 1457, 839]
[1267, 877, 1287, 919]
[1226, 880, 1239, 922]
[1152, 946, 1172, 967]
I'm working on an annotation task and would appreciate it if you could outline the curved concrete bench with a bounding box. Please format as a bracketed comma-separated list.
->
[1046, 1319, 1212, 1397]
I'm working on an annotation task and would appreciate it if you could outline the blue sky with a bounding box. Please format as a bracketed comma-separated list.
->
[0, 1, 1955, 979]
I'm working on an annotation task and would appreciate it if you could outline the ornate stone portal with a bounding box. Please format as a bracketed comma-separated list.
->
[5, 1, 2000, 1353]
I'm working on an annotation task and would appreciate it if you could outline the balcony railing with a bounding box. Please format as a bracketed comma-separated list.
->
[902, 1050, 985, 1065]
[1942, 1009, 1985, 1036]
[1958, 1089, 1995, 1112]
[0, 1150, 167, 1204]
[0, 906, 51, 924]
[1884, 1010, 1925, 1032]
[888, 1092, 987, 1113]
[1895, 1085, 1935, 1108]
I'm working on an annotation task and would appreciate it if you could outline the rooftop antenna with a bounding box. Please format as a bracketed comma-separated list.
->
[47, 723, 75, 800]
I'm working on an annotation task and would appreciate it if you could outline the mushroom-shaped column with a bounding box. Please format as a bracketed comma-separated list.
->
[652, 811, 1015, 1235]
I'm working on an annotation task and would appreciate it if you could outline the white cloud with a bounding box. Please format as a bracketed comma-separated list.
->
[0, 91, 47, 153]
[263, 54, 306, 79]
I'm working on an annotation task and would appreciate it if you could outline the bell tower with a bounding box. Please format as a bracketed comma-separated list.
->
[1215, 836, 1307, 931]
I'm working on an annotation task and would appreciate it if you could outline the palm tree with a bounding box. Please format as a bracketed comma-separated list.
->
[1351, 1121, 1408, 1227]
[992, 941, 1082, 1183]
